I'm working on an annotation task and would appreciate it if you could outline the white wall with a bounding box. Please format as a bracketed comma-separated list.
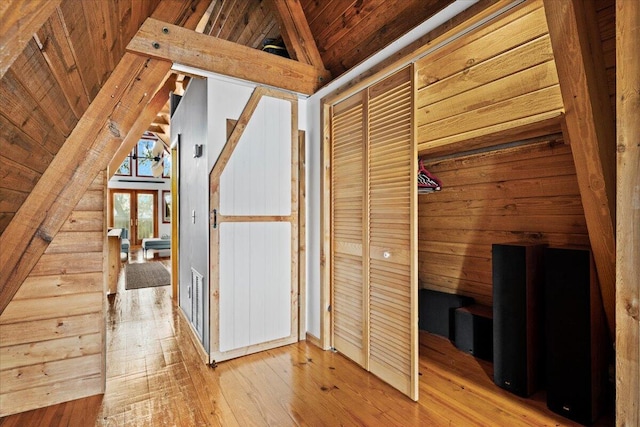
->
[172, 77, 210, 349]
[207, 77, 254, 171]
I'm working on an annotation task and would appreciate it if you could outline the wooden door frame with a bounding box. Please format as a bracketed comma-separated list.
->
[317, 0, 523, 351]
[108, 189, 134, 236]
[133, 190, 158, 246]
[317, 0, 520, 363]
[171, 139, 179, 300]
[298, 130, 307, 341]
[108, 189, 159, 247]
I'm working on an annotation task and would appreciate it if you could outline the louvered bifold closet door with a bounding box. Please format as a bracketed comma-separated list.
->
[331, 93, 367, 367]
[367, 67, 417, 400]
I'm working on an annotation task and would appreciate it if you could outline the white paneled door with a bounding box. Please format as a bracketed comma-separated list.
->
[210, 93, 299, 362]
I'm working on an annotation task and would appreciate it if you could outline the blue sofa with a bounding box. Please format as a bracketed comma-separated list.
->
[121, 229, 130, 256]
[142, 237, 171, 257]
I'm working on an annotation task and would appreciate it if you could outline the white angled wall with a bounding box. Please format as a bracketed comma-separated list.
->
[207, 78, 254, 172]
[220, 96, 292, 216]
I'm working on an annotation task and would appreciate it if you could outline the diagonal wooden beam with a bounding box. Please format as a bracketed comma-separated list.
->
[266, 0, 327, 71]
[215, 87, 297, 179]
[0, 55, 172, 314]
[0, 0, 211, 315]
[616, 0, 640, 424]
[0, 0, 61, 79]
[108, 74, 178, 178]
[155, 131, 170, 147]
[543, 0, 616, 339]
[127, 18, 330, 95]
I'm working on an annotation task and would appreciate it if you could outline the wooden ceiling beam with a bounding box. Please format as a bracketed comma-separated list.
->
[142, 1, 212, 138]
[108, 74, 178, 178]
[155, 114, 170, 126]
[127, 18, 330, 95]
[148, 124, 166, 135]
[0, 0, 61, 79]
[266, 0, 327, 72]
[155, 131, 170, 147]
[544, 0, 616, 339]
[0, 0, 211, 315]
[195, 0, 217, 34]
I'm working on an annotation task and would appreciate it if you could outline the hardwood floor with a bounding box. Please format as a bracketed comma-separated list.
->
[0, 252, 613, 426]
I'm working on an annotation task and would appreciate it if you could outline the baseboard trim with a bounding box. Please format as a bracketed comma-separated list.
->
[305, 332, 322, 349]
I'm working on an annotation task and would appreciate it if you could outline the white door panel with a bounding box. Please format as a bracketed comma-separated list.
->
[211, 92, 298, 363]
[219, 222, 292, 352]
[220, 97, 292, 216]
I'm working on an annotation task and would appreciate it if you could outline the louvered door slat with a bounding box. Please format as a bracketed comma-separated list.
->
[330, 67, 417, 401]
[367, 67, 417, 400]
[331, 92, 367, 367]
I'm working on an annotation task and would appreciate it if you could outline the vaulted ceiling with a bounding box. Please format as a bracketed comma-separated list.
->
[0, 0, 454, 237]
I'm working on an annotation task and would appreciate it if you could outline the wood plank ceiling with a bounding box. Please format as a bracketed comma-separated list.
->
[0, 0, 452, 237]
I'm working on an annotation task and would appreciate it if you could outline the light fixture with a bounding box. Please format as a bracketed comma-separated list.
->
[131, 153, 162, 162]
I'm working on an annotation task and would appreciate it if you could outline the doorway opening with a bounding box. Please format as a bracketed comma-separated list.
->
[109, 189, 158, 248]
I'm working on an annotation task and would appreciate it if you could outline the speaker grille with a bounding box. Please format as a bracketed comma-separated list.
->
[545, 248, 600, 425]
[492, 243, 544, 397]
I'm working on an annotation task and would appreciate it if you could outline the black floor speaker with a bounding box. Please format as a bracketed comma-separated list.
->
[492, 243, 544, 397]
[544, 247, 608, 425]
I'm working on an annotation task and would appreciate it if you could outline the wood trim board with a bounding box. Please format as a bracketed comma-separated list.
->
[615, 0, 640, 424]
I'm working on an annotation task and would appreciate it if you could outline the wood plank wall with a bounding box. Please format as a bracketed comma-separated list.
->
[417, 139, 589, 306]
[414, 0, 564, 156]
[0, 171, 106, 416]
[411, 0, 582, 307]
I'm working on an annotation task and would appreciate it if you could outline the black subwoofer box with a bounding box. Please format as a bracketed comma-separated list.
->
[454, 304, 493, 361]
[418, 288, 473, 340]
[492, 243, 545, 397]
[544, 247, 608, 425]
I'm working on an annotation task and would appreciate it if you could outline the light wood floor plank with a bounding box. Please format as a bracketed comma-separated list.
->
[0, 250, 614, 426]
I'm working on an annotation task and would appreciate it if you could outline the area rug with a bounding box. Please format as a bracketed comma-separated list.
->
[125, 262, 170, 290]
